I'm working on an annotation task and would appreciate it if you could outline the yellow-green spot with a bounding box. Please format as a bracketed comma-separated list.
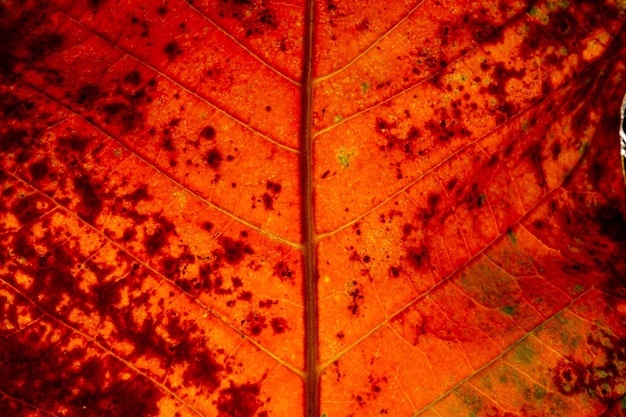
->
[361, 82, 370, 94]
[621, 394, 626, 409]
[337, 148, 355, 168]
[463, 394, 482, 417]
[560, 331, 581, 348]
[322, 413, 328, 417]
[478, 194, 487, 207]
[514, 343, 535, 364]
[573, 284, 585, 292]
[114, 149, 122, 157]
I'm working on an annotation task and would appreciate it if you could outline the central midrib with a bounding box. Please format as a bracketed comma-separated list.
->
[300, 0, 318, 417]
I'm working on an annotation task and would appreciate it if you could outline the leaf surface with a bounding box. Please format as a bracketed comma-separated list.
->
[1, 0, 625, 416]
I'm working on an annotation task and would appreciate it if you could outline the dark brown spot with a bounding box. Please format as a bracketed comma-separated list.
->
[207, 148, 223, 169]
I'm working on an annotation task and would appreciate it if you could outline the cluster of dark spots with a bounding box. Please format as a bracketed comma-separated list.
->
[388, 266, 401, 278]
[110, 186, 152, 228]
[258, 299, 277, 308]
[27, 33, 64, 62]
[0, 4, 64, 70]
[415, 193, 441, 225]
[522, 142, 547, 187]
[336, 331, 344, 339]
[28, 159, 50, 182]
[456, 181, 487, 210]
[128, 15, 151, 37]
[355, 18, 369, 32]
[375, 117, 423, 158]
[270, 317, 288, 334]
[196, 262, 226, 294]
[216, 381, 264, 417]
[261, 180, 282, 210]
[552, 331, 626, 403]
[406, 245, 429, 270]
[237, 290, 252, 301]
[0, 324, 165, 417]
[216, 235, 254, 265]
[1, 128, 32, 163]
[57, 134, 89, 159]
[75, 84, 101, 105]
[348, 284, 364, 316]
[461, 12, 497, 42]
[95, 293, 227, 393]
[217, 0, 278, 38]
[163, 40, 183, 61]
[424, 107, 470, 142]
[125, 184, 151, 204]
[368, 375, 387, 398]
[273, 261, 293, 281]
[163, 251, 195, 281]
[73, 173, 106, 224]
[11, 193, 49, 225]
[244, 311, 267, 336]
[207, 148, 223, 169]
[593, 205, 626, 245]
[123, 70, 142, 86]
[266, 180, 282, 193]
[143, 214, 177, 255]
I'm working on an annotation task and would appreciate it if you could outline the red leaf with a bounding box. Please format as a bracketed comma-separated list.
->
[1, 0, 625, 416]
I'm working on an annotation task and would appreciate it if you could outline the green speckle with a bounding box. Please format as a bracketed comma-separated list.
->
[528, 6, 549, 25]
[579, 140, 590, 155]
[502, 305, 515, 315]
[594, 369, 609, 379]
[573, 284, 584, 292]
[337, 148, 355, 168]
[534, 384, 546, 400]
[321, 413, 328, 417]
[621, 394, 626, 409]
[114, 149, 122, 157]
[507, 229, 517, 245]
[478, 194, 487, 207]
[514, 343, 535, 364]
[361, 82, 370, 94]
[333, 115, 343, 124]
[547, 0, 570, 11]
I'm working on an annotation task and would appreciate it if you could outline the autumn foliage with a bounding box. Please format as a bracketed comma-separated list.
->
[1, 0, 626, 416]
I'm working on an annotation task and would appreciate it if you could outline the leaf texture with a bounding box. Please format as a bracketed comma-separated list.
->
[0, 0, 625, 416]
